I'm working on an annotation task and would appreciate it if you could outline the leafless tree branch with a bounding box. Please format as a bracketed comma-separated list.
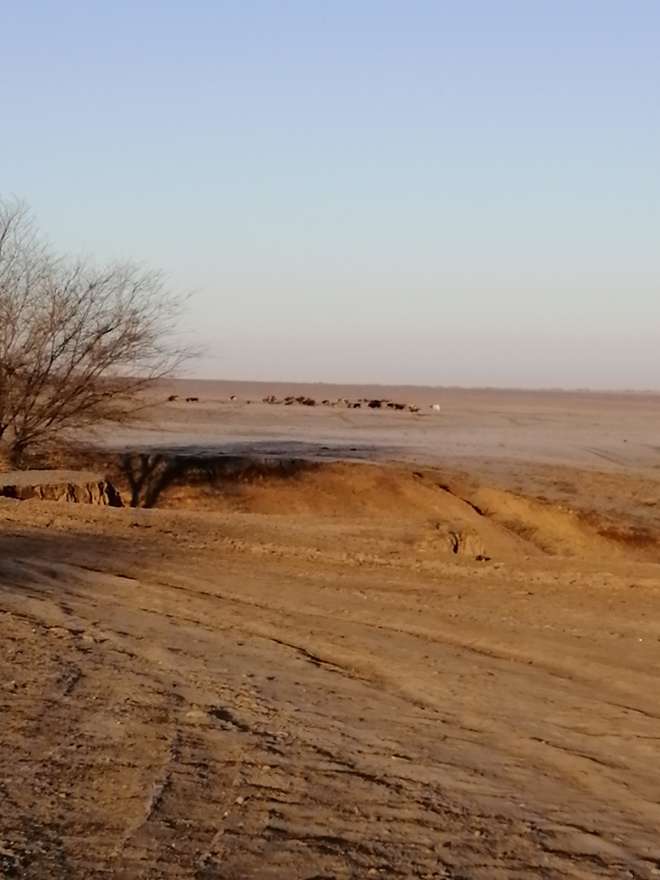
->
[0, 197, 192, 465]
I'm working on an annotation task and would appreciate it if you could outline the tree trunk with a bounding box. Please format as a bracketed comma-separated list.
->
[0, 440, 13, 471]
[4, 439, 27, 470]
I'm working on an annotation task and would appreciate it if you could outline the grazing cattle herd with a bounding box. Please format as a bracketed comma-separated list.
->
[260, 394, 423, 411]
[167, 393, 436, 413]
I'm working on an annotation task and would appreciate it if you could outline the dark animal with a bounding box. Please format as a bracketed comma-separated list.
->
[185, 397, 199, 403]
[167, 394, 178, 402]
[368, 399, 382, 409]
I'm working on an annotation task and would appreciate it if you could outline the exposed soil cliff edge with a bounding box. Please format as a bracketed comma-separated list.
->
[0, 470, 122, 506]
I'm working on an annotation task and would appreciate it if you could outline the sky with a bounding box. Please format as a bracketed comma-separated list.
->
[2, 1, 659, 388]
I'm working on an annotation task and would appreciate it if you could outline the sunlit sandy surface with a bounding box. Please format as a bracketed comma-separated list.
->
[99, 379, 660, 475]
[3, 380, 660, 878]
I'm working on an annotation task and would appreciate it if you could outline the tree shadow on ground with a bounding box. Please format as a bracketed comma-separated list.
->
[115, 440, 405, 508]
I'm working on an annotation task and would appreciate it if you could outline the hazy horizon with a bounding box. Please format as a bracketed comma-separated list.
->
[169, 374, 660, 396]
[4, 2, 659, 390]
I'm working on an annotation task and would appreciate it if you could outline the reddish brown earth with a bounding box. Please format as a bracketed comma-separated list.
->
[2, 386, 660, 878]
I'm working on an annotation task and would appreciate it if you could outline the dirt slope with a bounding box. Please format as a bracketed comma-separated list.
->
[1, 464, 660, 878]
[104, 456, 660, 564]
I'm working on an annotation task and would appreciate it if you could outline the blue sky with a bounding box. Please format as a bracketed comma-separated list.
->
[3, 1, 658, 387]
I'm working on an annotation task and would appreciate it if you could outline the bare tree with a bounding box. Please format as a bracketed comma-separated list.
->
[0, 197, 189, 466]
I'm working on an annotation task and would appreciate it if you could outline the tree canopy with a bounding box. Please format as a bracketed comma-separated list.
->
[0, 197, 188, 465]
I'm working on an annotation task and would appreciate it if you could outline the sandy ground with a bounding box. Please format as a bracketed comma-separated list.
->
[101, 379, 660, 476]
[2, 383, 660, 878]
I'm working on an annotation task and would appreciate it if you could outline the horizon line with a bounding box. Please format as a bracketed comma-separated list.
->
[164, 376, 660, 396]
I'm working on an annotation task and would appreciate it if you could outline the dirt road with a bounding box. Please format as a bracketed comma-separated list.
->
[2, 459, 660, 878]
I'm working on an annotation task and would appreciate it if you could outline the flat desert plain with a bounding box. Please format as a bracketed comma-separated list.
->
[2, 382, 660, 879]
